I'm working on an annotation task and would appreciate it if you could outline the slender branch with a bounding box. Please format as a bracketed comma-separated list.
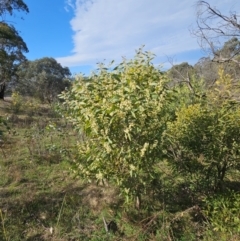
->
[192, 1, 240, 66]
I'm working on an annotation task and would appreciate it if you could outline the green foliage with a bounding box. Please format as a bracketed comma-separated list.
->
[203, 191, 240, 239]
[194, 38, 240, 84]
[217, 37, 240, 59]
[11, 91, 42, 115]
[0, 115, 9, 140]
[167, 62, 196, 83]
[167, 74, 206, 115]
[16, 58, 71, 103]
[23, 121, 72, 163]
[0, 22, 28, 80]
[0, 0, 29, 16]
[194, 57, 219, 86]
[164, 68, 240, 190]
[60, 49, 170, 205]
[2, 40, 240, 238]
[0, 0, 28, 100]
[11, 91, 23, 113]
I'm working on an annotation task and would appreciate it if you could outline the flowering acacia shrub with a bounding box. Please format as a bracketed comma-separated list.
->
[60, 50, 169, 205]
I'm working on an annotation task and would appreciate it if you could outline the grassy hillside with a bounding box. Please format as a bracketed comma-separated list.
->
[0, 98, 120, 241]
[0, 96, 240, 241]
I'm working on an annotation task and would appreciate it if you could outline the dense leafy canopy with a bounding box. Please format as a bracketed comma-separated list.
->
[0, 22, 28, 80]
[164, 68, 240, 190]
[167, 62, 196, 83]
[60, 50, 170, 205]
[0, 0, 28, 100]
[17, 57, 71, 102]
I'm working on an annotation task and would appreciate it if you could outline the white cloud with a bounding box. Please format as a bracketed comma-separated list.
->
[64, 0, 75, 12]
[57, 0, 240, 69]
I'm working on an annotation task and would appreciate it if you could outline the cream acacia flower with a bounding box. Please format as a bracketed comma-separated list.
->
[103, 142, 112, 153]
[96, 172, 103, 180]
[129, 164, 136, 171]
[140, 142, 149, 157]
[119, 99, 132, 110]
[124, 123, 134, 135]
[129, 81, 137, 91]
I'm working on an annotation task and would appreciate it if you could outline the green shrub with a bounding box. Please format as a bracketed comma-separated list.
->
[11, 91, 23, 113]
[203, 191, 240, 240]
[60, 49, 170, 207]
[163, 68, 240, 190]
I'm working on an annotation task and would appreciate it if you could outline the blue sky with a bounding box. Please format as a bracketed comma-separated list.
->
[5, 0, 240, 76]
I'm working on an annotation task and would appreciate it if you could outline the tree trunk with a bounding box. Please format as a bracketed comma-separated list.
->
[0, 82, 6, 100]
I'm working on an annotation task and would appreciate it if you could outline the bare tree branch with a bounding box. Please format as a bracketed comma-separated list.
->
[192, 1, 240, 66]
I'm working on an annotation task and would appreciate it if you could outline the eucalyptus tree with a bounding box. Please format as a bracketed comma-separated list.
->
[0, 22, 28, 90]
[16, 57, 71, 103]
[194, 57, 218, 86]
[0, 0, 29, 16]
[168, 62, 195, 82]
[217, 38, 240, 79]
[194, 38, 240, 86]
[0, 0, 29, 99]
